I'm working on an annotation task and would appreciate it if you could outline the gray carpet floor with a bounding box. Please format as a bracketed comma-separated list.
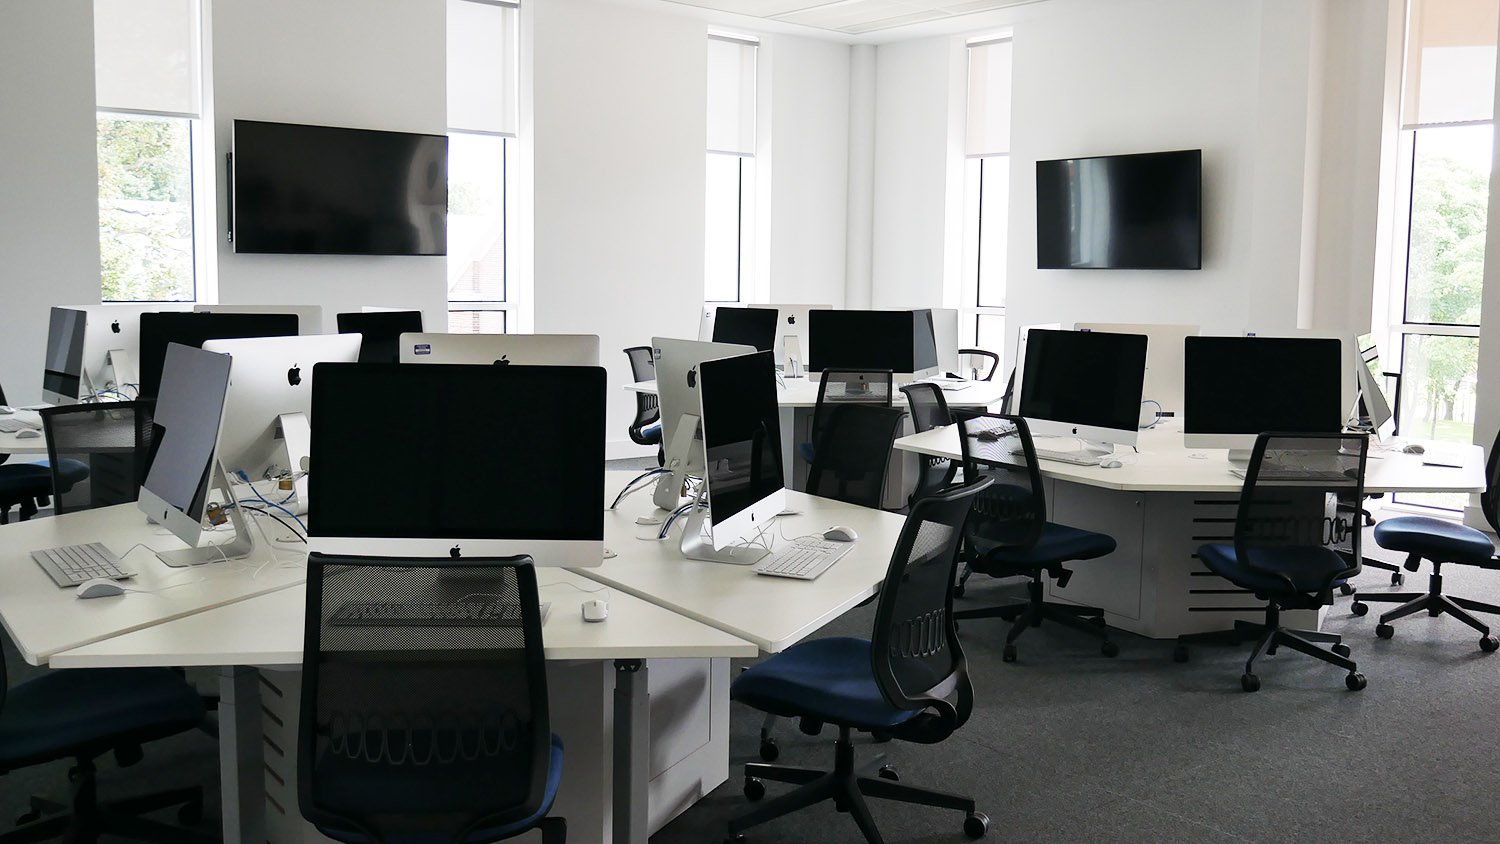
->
[5, 513, 1500, 844]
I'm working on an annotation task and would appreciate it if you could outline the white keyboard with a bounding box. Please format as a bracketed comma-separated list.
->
[31, 542, 135, 588]
[0, 418, 40, 433]
[754, 539, 853, 581]
[1018, 445, 1105, 466]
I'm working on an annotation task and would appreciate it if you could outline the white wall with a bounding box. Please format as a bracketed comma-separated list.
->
[210, 0, 448, 334]
[0, 0, 101, 405]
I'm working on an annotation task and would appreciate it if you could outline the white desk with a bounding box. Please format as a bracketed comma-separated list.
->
[894, 423, 1488, 638]
[0, 408, 48, 455]
[625, 376, 1007, 409]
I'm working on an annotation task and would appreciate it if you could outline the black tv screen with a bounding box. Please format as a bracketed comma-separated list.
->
[1036, 149, 1201, 270]
[231, 120, 447, 256]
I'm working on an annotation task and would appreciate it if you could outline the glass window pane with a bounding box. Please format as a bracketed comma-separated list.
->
[448, 133, 507, 303]
[975, 314, 1006, 362]
[447, 309, 507, 334]
[705, 153, 742, 303]
[1403, 124, 1491, 325]
[1395, 332, 1480, 509]
[99, 114, 195, 302]
[976, 156, 1009, 308]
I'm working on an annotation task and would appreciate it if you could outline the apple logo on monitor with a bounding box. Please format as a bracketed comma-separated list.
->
[787, 315, 796, 325]
[686, 367, 697, 389]
[449, 544, 462, 559]
[110, 320, 122, 334]
[494, 355, 510, 365]
[286, 364, 301, 387]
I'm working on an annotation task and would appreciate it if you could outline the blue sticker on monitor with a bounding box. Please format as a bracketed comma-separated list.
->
[414, 344, 431, 356]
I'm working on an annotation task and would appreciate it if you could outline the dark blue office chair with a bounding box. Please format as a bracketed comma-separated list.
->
[40, 402, 152, 515]
[899, 383, 958, 508]
[1176, 432, 1369, 692]
[951, 412, 1119, 662]
[1350, 430, 1500, 651]
[612, 346, 667, 509]
[0, 658, 210, 842]
[0, 383, 58, 525]
[796, 369, 893, 468]
[299, 552, 566, 844]
[726, 478, 994, 844]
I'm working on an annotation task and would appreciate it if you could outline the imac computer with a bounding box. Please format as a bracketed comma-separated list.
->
[710, 306, 779, 352]
[137, 312, 300, 400]
[650, 337, 756, 510]
[194, 303, 325, 334]
[202, 334, 362, 511]
[42, 307, 88, 405]
[56, 303, 193, 399]
[307, 362, 606, 566]
[397, 333, 601, 366]
[336, 310, 424, 363]
[1017, 328, 1149, 462]
[1075, 322, 1199, 416]
[702, 303, 832, 376]
[137, 342, 253, 566]
[806, 310, 938, 380]
[930, 308, 960, 375]
[1355, 333, 1395, 435]
[680, 350, 786, 565]
[1183, 335, 1347, 470]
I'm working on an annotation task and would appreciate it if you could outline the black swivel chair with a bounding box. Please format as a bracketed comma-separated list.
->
[952, 412, 1119, 661]
[612, 346, 668, 509]
[0, 382, 56, 525]
[40, 402, 154, 515]
[899, 383, 958, 508]
[1175, 432, 1369, 692]
[1350, 427, 1500, 652]
[796, 369, 894, 468]
[805, 404, 908, 510]
[299, 552, 566, 844]
[726, 478, 995, 844]
[956, 349, 1000, 382]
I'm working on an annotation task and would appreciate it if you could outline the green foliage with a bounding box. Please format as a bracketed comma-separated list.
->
[98, 115, 194, 302]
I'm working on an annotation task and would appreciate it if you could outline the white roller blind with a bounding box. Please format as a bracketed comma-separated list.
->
[966, 39, 1012, 157]
[1402, 0, 1499, 128]
[447, 0, 519, 135]
[707, 35, 757, 156]
[94, 0, 200, 116]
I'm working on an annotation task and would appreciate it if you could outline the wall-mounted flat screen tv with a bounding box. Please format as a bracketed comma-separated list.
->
[231, 120, 447, 256]
[1036, 148, 1201, 270]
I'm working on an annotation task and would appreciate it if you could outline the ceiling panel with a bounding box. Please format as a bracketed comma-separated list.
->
[663, 0, 1040, 35]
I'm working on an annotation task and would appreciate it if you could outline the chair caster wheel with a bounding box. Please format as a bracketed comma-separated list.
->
[1346, 672, 1367, 691]
[1240, 673, 1261, 693]
[878, 765, 900, 781]
[1002, 644, 1017, 663]
[1481, 636, 1498, 653]
[1392, 572, 1406, 586]
[1172, 644, 1189, 663]
[178, 798, 204, 825]
[1332, 643, 1351, 658]
[1339, 583, 1354, 596]
[758, 737, 779, 762]
[1101, 641, 1119, 658]
[1351, 601, 1368, 616]
[871, 730, 892, 743]
[1376, 623, 1394, 639]
[964, 811, 990, 839]
[743, 777, 766, 802]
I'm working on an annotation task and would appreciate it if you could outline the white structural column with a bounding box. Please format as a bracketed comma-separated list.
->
[845, 44, 876, 309]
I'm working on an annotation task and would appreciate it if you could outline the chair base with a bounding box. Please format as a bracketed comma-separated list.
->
[1, 756, 212, 844]
[1174, 609, 1364, 692]
[953, 579, 1117, 660]
[726, 726, 984, 844]
[1351, 565, 1500, 648]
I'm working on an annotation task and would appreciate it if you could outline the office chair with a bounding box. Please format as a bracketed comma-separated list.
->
[796, 369, 894, 468]
[1350, 428, 1500, 652]
[299, 552, 566, 844]
[0, 383, 55, 525]
[612, 346, 667, 509]
[0, 654, 210, 842]
[1175, 432, 1369, 692]
[951, 412, 1119, 661]
[726, 478, 995, 844]
[956, 349, 1000, 382]
[899, 383, 958, 507]
[805, 404, 908, 510]
[40, 402, 153, 515]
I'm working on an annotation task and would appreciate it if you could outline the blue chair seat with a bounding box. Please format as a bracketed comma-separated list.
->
[1374, 516, 1495, 566]
[315, 734, 564, 844]
[797, 442, 815, 465]
[52, 457, 90, 492]
[972, 522, 1116, 569]
[1198, 544, 1349, 594]
[0, 667, 205, 770]
[640, 420, 662, 444]
[732, 637, 920, 731]
[0, 462, 53, 497]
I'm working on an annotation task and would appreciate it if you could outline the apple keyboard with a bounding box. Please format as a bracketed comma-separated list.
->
[755, 539, 853, 581]
[0, 418, 40, 434]
[31, 543, 134, 588]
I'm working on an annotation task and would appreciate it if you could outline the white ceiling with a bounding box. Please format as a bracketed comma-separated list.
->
[661, 0, 1043, 35]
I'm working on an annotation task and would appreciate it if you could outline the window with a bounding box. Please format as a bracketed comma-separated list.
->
[94, 0, 205, 303]
[1381, 0, 1495, 510]
[447, 0, 519, 333]
[705, 33, 758, 304]
[962, 37, 1012, 359]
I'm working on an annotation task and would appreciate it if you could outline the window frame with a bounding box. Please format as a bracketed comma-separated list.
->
[445, 131, 513, 330]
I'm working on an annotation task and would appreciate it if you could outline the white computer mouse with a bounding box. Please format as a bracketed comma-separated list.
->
[0, 406, 13, 415]
[581, 599, 609, 623]
[1100, 459, 1124, 469]
[823, 526, 858, 542]
[15, 429, 41, 439]
[75, 578, 126, 599]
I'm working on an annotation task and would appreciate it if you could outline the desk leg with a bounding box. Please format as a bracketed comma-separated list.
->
[613, 659, 649, 844]
[218, 666, 264, 844]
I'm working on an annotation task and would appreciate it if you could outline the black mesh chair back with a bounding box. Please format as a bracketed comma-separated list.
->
[39, 401, 154, 515]
[997, 367, 1017, 415]
[870, 477, 990, 744]
[1235, 433, 1368, 597]
[623, 346, 661, 445]
[899, 383, 958, 502]
[807, 404, 907, 509]
[810, 369, 894, 460]
[0, 381, 9, 468]
[956, 349, 1000, 381]
[1481, 427, 1500, 534]
[956, 412, 1047, 551]
[300, 553, 551, 844]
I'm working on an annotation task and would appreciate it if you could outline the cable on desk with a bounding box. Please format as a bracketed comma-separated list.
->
[1139, 399, 1162, 430]
[235, 471, 307, 533]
